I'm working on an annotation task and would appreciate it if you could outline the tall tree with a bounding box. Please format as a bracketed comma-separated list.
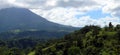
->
[109, 22, 113, 31]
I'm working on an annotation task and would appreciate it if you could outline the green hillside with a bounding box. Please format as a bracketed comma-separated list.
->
[31, 22, 120, 55]
[1, 22, 120, 55]
[0, 30, 69, 40]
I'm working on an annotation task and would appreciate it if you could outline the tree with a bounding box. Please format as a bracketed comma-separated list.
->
[109, 22, 113, 28]
[8, 47, 24, 55]
[115, 24, 120, 31]
[0, 46, 9, 55]
[35, 46, 43, 55]
[67, 46, 81, 55]
[104, 25, 109, 31]
[109, 22, 113, 31]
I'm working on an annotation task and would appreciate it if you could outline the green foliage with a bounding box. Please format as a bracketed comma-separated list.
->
[1, 22, 120, 55]
[8, 47, 24, 55]
[32, 24, 120, 55]
[0, 46, 10, 55]
[28, 51, 35, 55]
[67, 46, 81, 55]
[35, 46, 43, 55]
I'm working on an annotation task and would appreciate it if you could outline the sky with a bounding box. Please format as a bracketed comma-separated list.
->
[0, 0, 120, 27]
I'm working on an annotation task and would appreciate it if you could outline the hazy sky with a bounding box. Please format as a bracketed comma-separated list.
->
[0, 0, 120, 27]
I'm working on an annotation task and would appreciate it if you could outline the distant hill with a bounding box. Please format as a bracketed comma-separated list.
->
[0, 30, 70, 40]
[0, 7, 78, 32]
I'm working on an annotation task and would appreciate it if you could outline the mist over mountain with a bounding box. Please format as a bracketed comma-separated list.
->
[0, 7, 78, 32]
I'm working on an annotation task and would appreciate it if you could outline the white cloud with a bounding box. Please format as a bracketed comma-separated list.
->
[0, 0, 120, 27]
[30, 7, 120, 27]
[45, 0, 57, 6]
[30, 7, 86, 27]
[0, 0, 12, 9]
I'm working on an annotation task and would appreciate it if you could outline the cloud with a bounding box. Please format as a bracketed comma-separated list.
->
[7, 0, 100, 10]
[0, 0, 120, 27]
[0, 0, 13, 9]
[57, 0, 98, 7]
[30, 7, 120, 27]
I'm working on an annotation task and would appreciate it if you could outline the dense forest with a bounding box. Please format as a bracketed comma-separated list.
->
[0, 22, 120, 55]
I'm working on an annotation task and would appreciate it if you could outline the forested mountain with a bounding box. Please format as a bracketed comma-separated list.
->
[0, 7, 77, 32]
[0, 30, 69, 40]
[1, 22, 120, 55]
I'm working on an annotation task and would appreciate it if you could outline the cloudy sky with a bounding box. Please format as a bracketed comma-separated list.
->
[1, 0, 120, 27]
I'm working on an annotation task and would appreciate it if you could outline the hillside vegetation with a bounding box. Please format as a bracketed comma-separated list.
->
[0, 22, 120, 55]
[33, 22, 120, 55]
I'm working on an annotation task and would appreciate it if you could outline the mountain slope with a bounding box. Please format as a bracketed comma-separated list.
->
[30, 25, 120, 55]
[0, 7, 77, 32]
[0, 30, 70, 40]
